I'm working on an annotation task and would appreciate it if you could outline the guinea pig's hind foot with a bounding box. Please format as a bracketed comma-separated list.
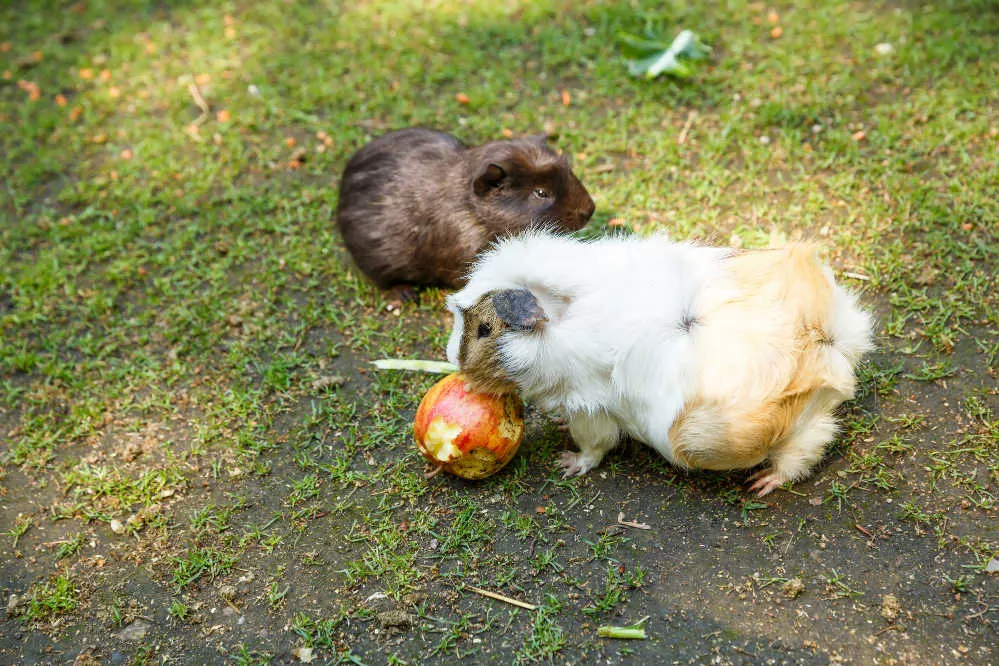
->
[746, 468, 789, 497]
[558, 451, 599, 478]
[386, 285, 420, 308]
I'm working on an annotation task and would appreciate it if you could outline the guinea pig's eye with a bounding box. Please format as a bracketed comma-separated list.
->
[532, 188, 551, 199]
[477, 322, 493, 339]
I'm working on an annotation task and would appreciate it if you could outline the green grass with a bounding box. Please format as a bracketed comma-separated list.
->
[1, 0, 998, 662]
[23, 574, 79, 623]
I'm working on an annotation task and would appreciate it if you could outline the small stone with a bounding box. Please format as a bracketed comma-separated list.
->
[109, 519, 125, 534]
[401, 590, 426, 606]
[881, 593, 901, 621]
[985, 557, 999, 574]
[312, 375, 346, 391]
[759, 135, 771, 144]
[6, 593, 23, 616]
[292, 646, 315, 663]
[114, 619, 150, 641]
[110, 653, 126, 665]
[874, 43, 894, 56]
[782, 578, 805, 599]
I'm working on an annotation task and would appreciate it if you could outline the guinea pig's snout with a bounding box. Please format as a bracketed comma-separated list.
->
[570, 196, 595, 229]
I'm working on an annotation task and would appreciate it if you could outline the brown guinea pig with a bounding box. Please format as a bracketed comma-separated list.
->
[335, 128, 596, 295]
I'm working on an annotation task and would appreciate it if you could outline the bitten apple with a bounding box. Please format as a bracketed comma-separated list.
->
[414, 373, 524, 480]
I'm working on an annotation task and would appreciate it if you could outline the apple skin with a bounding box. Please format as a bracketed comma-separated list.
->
[414, 373, 525, 480]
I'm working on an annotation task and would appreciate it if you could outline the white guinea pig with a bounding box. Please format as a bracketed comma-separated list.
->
[445, 230, 874, 496]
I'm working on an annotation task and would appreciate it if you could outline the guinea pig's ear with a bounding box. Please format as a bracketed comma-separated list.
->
[527, 132, 549, 146]
[473, 163, 507, 196]
[492, 289, 548, 331]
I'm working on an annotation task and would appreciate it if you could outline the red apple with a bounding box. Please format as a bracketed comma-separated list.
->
[414, 373, 525, 480]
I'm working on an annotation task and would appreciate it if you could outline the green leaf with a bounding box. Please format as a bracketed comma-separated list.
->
[616, 31, 673, 58]
[620, 29, 711, 79]
[597, 615, 650, 640]
[370, 359, 459, 374]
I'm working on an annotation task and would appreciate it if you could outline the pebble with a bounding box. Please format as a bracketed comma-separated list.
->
[6, 594, 22, 616]
[114, 619, 150, 641]
[110, 652, 126, 665]
[874, 43, 894, 56]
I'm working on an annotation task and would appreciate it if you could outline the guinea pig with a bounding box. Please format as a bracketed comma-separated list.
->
[336, 128, 596, 296]
[445, 231, 874, 496]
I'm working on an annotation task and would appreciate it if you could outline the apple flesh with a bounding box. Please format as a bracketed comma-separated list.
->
[414, 373, 525, 480]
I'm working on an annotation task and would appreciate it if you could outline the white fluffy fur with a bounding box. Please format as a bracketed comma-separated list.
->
[446, 231, 874, 495]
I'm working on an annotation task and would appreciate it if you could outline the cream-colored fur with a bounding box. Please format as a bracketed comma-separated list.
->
[446, 232, 874, 496]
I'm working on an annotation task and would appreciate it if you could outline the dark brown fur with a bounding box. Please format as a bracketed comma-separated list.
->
[336, 128, 595, 291]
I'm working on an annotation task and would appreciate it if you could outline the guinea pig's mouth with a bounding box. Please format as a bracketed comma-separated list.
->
[460, 366, 519, 398]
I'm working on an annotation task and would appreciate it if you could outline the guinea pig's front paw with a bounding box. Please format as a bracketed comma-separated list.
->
[746, 468, 789, 497]
[558, 451, 597, 478]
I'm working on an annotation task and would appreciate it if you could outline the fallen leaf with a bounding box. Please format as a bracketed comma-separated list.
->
[767, 10, 780, 24]
[15, 51, 44, 69]
[770, 26, 783, 39]
[69, 106, 82, 121]
[961, 222, 974, 231]
[561, 89, 571, 106]
[881, 594, 901, 621]
[285, 136, 296, 147]
[782, 578, 805, 599]
[852, 130, 866, 141]
[195, 73, 211, 85]
[455, 92, 470, 104]
[535, 506, 547, 514]
[99, 69, 111, 82]
[120, 149, 133, 160]
[78, 68, 94, 79]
